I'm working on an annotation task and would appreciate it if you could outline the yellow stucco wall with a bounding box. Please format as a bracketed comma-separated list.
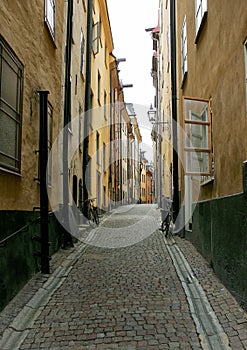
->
[176, 0, 247, 200]
[67, 0, 87, 207]
[89, 0, 113, 209]
[0, 1, 64, 211]
[159, 0, 173, 200]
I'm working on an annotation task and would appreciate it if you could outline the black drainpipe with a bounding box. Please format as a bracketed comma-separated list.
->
[83, 0, 93, 217]
[62, 0, 74, 248]
[170, 0, 180, 222]
[38, 90, 50, 274]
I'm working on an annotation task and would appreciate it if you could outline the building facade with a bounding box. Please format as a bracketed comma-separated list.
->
[146, 165, 154, 204]
[86, 0, 113, 211]
[155, 0, 247, 308]
[0, 0, 66, 309]
[0, 0, 143, 311]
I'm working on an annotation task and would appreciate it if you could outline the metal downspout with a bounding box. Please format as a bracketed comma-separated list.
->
[170, 0, 180, 223]
[62, 0, 74, 248]
[38, 90, 50, 274]
[83, 0, 93, 217]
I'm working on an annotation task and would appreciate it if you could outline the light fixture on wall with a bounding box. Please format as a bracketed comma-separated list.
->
[147, 104, 156, 123]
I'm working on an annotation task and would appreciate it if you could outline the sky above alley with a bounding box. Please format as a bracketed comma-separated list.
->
[107, 0, 159, 161]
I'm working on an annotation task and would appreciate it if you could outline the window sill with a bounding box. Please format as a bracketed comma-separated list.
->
[201, 176, 214, 186]
[0, 166, 22, 177]
[181, 71, 187, 89]
[80, 71, 85, 82]
[82, 0, 86, 12]
[44, 22, 57, 48]
[194, 12, 208, 44]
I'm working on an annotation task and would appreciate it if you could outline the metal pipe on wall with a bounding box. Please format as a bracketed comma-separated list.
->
[38, 90, 50, 274]
[170, 0, 180, 222]
[62, 0, 74, 248]
[83, 0, 93, 218]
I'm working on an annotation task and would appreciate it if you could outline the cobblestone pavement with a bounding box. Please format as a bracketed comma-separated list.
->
[0, 204, 247, 349]
[174, 237, 247, 349]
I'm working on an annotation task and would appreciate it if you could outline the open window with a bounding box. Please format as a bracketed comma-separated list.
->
[92, 20, 101, 55]
[183, 96, 212, 176]
[181, 15, 188, 85]
[45, 0, 56, 41]
[195, 0, 207, 43]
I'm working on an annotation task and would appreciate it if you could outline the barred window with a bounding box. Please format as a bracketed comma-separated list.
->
[0, 36, 23, 172]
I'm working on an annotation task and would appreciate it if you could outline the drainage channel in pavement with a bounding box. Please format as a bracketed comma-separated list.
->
[164, 236, 231, 350]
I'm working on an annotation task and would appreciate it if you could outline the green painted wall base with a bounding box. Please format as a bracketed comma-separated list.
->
[0, 210, 62, 311]
[189, 193, 247, 310]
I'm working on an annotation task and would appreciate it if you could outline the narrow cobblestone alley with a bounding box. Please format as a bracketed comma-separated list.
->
[0, 205, 247, 349]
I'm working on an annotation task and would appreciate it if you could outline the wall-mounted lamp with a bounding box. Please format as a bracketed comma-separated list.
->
[116, 58, 126, 64]
[147, 103, 170, 129]
[122, 84, 133, 89]
[147, 104, 156, 123]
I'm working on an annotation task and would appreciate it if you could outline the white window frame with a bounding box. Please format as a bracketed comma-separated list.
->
[195, 0, 207, 42]
[92, 20, 101, 55]
[45, 0, 56, 40]
[183, 96, 212, 177]
[181, 15, 188, 85]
